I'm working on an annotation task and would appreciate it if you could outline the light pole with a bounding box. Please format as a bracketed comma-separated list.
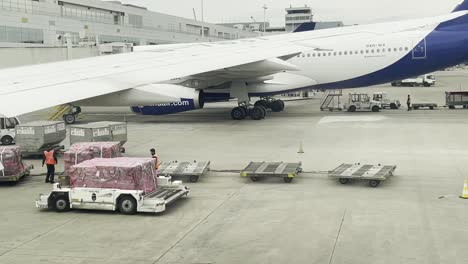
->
[262, 4, 268, 33]
[201, 0, 205, 39]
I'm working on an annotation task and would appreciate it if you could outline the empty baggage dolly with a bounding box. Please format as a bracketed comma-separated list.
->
[241, 162, 302, 183]
[158, 161, 210, 182]
[329, 163, 396, 187]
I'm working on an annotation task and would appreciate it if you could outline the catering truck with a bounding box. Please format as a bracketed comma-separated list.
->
[391, 74, 436, 87]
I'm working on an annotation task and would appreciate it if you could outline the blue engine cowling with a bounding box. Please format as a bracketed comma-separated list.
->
[131, 90, 206, 115]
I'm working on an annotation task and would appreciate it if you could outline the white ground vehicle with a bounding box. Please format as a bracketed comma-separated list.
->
[36, 177, 189, 215]
[372, 92, 401, 109]
[391, 74, 436, 87]
[0, 116, 20, 145]
[345, 93, 382, 112]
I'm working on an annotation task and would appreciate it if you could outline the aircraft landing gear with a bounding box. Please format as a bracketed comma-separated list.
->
[231, 103, 267, 121]
[63, 106, 81, 124]
[254, 98, 285, 113]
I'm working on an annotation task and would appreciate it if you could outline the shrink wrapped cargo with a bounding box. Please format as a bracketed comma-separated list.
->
[64, 142, 122, 175]
[15, 121, 66, 154]
[0, 146, 25, 176]
[69, 122, 127, 146]
[69, 158, 157, 193]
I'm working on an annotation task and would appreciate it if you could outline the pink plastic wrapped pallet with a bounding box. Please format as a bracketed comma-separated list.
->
[69, 158, 157, 193]
[0, 146, 25, 177]
[64, 142, 122, 175]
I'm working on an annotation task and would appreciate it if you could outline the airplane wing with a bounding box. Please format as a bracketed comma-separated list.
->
[0, 11, 466, 118]
[0, 38, 314, 117]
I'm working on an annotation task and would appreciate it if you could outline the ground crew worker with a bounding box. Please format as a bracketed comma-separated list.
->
[42, 147, 58, 183]
[150, 148, 160, 170]
[407, 95, 412, 111]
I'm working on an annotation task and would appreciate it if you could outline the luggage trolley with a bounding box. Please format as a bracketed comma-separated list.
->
[329, 163, 396, 187]
[158, 161, 210, 183]
[241, 162, 303, 183]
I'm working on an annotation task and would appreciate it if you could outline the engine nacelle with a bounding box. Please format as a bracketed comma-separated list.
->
[77, 83, 205, 115]
[131, 87, 205, 116]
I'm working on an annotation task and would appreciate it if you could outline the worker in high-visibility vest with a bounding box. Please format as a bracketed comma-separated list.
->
[42, 147, 58, 184]
[150, 148, 160, 170]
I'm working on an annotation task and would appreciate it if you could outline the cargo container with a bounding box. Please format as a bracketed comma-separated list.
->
[15, 121, 66, 155]
[69, 121, 127, 146]
[446, 91, 468, 109]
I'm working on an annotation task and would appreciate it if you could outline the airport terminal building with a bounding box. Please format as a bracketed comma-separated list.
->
[0, 0, 259, 48]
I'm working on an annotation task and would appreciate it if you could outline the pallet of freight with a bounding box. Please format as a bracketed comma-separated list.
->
[63, 142, 122, 175]
[0, 146, 33, 183]
[15, 121, 66, 155]
[69, 157, 157, 193]
[69, 121, 127, 146]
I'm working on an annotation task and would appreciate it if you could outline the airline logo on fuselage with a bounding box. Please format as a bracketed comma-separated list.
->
[153, 101, 190, 107]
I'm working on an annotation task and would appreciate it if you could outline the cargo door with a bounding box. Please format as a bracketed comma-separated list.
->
[412, 38, 427, 59]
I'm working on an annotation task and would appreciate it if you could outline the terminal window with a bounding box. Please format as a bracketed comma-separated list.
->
[0, 26, 43, 44]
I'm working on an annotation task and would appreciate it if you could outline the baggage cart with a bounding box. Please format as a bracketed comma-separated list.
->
[0, 163, 33, 183]
[158, 161, 210, 183]
[412, 103, 437, 110]
[240, 162, 302, 183]
[329, 163, 396, 187]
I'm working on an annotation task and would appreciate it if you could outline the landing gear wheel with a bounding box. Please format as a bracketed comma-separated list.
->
[283, 177, 293, 183]
[1, 136, 13, 145]
[54, 196, 70, 212]
[189, 175, 199, 183]
[254, 100, 269, 109]
[271, 100, 284, 112]
[231, 107, 246, 120]
[118, 196, 137, 215]
[250, 176, 259, 182]
[339, 178, 350, 185]
[278, 100, 285, 111]
[369, 180, 380, 188]
[372, 106, 380, 112]
[258, 105, 267, 118]
[64, 114, 76, 124]
[250, 107, 265, 120]
[348, 105, 357, 112]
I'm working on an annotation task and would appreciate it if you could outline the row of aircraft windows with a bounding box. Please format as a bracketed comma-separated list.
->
[298, 47, 410, 58]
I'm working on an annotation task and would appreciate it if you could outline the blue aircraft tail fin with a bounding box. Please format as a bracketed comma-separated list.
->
[293, 22, 317, 33]
[453, 0, 468, 12]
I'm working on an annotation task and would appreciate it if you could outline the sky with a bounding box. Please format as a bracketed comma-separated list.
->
[109, 0, 463, 26]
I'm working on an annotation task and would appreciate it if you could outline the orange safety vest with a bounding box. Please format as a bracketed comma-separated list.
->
[44, 150, 56, 165]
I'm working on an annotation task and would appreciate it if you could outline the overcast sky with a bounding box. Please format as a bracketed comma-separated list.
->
[110, 0, 462, 26]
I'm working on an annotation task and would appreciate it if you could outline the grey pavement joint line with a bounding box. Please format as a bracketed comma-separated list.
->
[0, 217, 77, 257]
[152, 189, 242, 264]
[329, 209, 347, 264]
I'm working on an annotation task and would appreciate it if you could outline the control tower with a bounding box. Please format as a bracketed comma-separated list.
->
[285, 5, 313, 32]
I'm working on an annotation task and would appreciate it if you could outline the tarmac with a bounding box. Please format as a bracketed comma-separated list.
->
[1, 70, 468, 264]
